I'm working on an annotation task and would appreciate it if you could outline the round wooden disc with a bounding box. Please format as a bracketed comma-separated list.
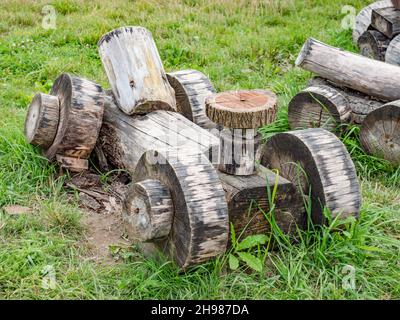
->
[167, 69, 219, 130]
[261, 128, 361, 225]
[360, 102, 400, 165]
[24, 92, 60, 148]
[288, 85, 351, 132]
[358, 30, 390, 61]
[386, 34, 400, 66]
[45, 74, 105, 161]
[131, 150, 229, 269]
[205, 90, 277, 128]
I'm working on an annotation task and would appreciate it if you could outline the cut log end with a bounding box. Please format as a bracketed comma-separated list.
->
[24, 93, 60, 148]
[261, 128, 361, 225]
[360, 101, 400, 165]
[386, 34, 400, 65]
[124, 179, 173, 242]
[371, 7, 400, 39]
[358, 30, 391, 61]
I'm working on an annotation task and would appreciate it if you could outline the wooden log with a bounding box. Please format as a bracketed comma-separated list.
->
[124, 179, 173, 242]
[260, 128, 361, 225]
[358, 30, 391, 60]
[205, 90, 277, 175]
[44, 74, 104, 166]
[393, 0, 400, 10]
[353, 0, 393, 43]
[296, 38, 400, 102]
[308, 77, 385, 124]
[360, 100, 400, 165]
[288, 85, 351, 132]
[98, 26, 176, 115]
[56, 155, 89, 172]
[371, 7, 400, 38]
[386, 34, 400, 65]
[24, 92, 59, 148]
[166, 69, 219, 131]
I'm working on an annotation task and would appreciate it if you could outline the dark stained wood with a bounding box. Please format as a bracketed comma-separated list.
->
[360, 100, 400, 165]
[393, 0, 400, 10]
[24, 92, 60, 148]
[371, 7, 400, 38]
[296, 38, 400, 102]
[260, 128, 361, 225]
[44, 74, 105, 163]
[167, 69, 219, 131]
[358, 30, 391, 60]
[386, 34, 400, 65]
[288, 85, 351, 132]
[98, 26, 176, 115]
[56, 154, 88, 172]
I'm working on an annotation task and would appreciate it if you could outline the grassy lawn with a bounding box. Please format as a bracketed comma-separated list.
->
[0, 0, 399, 299]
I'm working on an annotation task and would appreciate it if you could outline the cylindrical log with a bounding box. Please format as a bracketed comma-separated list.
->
[98, 26, 176, 115]
[56, 154, 89, 172]
[296, 38, 400, 102]
[360, 100, 400, 165]
[393, 0, 400, 9]
[167, 69, 219, 131]
[358, 30, 391, 60]
[352, 0, 393, 43]
[124, 179, 173, 242]
[308, 77, 385, 124]
[386, 34, 400, 65]
[288, 85, 351, 132]
[24, 92, 59, 148]
[371, 7, 400, 39]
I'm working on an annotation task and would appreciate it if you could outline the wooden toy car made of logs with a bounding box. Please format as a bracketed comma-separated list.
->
[24, 26, 362, 270]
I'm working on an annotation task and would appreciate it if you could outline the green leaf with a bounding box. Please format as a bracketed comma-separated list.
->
[228, 254, 239, 270]
[237, 252, 263, 272]
[356, 245, 386, 253]
[230, 222, 237, 248]
[236, 234, 268, 251]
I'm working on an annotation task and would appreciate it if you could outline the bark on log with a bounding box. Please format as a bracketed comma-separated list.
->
[24, 93, 59, 149]
[260, 128, 361, 225]
[296, 38, 400, 102]
[98, 26, 176, 115]
[358, 30, 391, 60]
[308, 77, 385, 124]
[167, 69, 219, 131]
[353, 0, 393, 43]
[288, 85, 351, 132]
[371, 7, 400, 38]
[386, 34, 400, 65]
[360, 100, 400, 165]
[392, 0, 400, 10]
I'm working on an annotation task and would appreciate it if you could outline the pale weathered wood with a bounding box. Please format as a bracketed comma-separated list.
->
[98, 26, 176, 115]
[260, 128, 361, 225]
[56, 155, 89, 172]
[307, 77, 385, 124]
[386, 34, 400, 65]
[131, 150, 229, 269]
[360, 100, 400, 165]
[124, 179, 173, 242]
[371, 7, 400, 38]
[288, 85, 351, 132]
[167, 69, 218, 130]
[296, 38, 400, 102]
[24, 92, 60, 148]
[358, 30, 391, 60]
[353, 0, 393, 43]
[44, 74, 104, 166]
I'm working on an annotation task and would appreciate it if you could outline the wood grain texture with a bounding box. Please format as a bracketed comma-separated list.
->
[307, 77, 385, 124]
[353, 0, 393, 43]
[45, 74, 104, 163]
[288, 85, 351, 132]
[386, 34, 400, 65]
[260, 128, 361, 225]
[358, 30, 391, 60]
[56, 154, 88, 172]
[124, 179, 173, 242]
[205, 90, 277, 129]
[296, 38, 400, 102]
[98, 26, 176, 115]
[360, 100, 400, 165]
[167, 69, 219, 130]
[24, 92, 60, 148]
[371, 7, 400, 38]
[131, 150, 229, 269]
[393, 0, 400, 9]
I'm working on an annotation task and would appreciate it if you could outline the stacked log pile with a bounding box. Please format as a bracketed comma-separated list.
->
[289, 38, 400, 165]
[354, 0, 400, 65]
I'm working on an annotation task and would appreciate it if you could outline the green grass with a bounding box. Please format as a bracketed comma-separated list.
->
[0, 0, 399, 299]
